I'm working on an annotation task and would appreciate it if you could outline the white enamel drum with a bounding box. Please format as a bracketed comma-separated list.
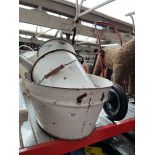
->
[32, 50, 95, 88]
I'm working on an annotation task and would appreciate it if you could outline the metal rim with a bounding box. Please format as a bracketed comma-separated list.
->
[25, 72, 113, 90]
[31, 94, 104, 107]
[37, 38, 75, 57]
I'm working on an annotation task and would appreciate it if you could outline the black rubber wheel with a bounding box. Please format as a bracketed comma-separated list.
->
[103, 83, 128, 121]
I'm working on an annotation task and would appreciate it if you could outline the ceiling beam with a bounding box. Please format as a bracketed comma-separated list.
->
[19, 8, 132, 44]
[19, 29, 54, 39]
[19, 0, 132, 33]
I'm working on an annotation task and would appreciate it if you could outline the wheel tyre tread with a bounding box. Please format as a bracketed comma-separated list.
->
[103, 83, 128, 121]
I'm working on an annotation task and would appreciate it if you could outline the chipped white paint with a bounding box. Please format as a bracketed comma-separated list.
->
[25, 73, 113, 140]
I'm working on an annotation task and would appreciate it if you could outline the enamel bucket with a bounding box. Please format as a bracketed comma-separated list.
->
[25, 73, 113, 140]
[24, 39, 113, 139]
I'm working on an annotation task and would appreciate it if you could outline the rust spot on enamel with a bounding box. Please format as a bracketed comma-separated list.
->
[76, 93, 87, 104]
[101, 92, 105, 101]
[70, 113, 76, 116]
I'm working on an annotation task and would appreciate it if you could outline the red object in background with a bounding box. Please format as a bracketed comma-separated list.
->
[95, 21, 123, 46]
[19, 118, 135, 155]
[95, 21, 123, 78]
[83, 63, 89, 73]
[95, 21, 129, 93]
[123, 79, 129, 93]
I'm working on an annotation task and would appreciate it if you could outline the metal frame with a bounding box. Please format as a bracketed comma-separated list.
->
[125, 11, 135, 34]
[19, 0, 133, 44]
[19, 8, 132, 43]
[19, 0, 132, 32]
[75, 0, 79, 20]
[73, 0, 115, 45]
[19, 8, 99, 38]
[35, 28, 52, 38]
[75, 0, 115, 21]
[76, 0, 84, 20]
[19, 30, 53, 40]
[19, 118, 135, 155]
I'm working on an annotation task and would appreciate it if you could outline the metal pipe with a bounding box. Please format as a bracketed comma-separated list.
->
[77, 0, 115, 19]
[77, 0, 85, 18]
[125, 11, 135, 34]
[75, 0, 79, 20]
[35, 28, 52, 38]
[125, 11, 135, 16]
[130, 15, 135, 34]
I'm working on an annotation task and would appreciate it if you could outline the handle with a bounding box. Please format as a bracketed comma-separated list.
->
[43, 60, 76, 79]
[55, 30, 63, 39]
[44, 65, 64, 79]
[95, 21, 123, 46]
[72, 26, 77, 45]
[75, 54, 84, 64]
